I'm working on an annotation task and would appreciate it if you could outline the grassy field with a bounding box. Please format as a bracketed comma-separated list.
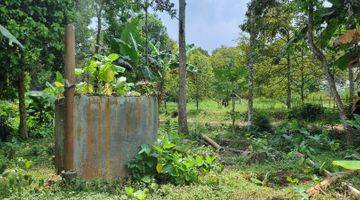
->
[2, 122, 359, 200]
[1, 98, 357, 200]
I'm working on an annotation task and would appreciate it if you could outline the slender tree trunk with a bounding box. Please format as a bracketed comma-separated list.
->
[18, 57, 28, 139]
[286, 33, 292, 109]
[300, 49, 305, 105]
[307, 2, 352, 145]
[247, 6, 256, 130]
[300, 68, 305, 106]
[348, 65, 354, 115]
[178, 0, 188, 133]
[306, 3, 347, 120]
[94, 1, 103, 54]
[231, 97, 236, 134]
[144, 1, 149, 72]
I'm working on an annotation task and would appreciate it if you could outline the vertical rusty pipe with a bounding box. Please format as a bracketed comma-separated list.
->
[64, 24, 75, 171]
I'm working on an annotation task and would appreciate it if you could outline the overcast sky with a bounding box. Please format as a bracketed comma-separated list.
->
[156, 0, 250, 53]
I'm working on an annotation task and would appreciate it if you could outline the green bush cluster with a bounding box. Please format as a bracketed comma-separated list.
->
[0, 157, 34, 199]
[128, 131, 218, 185]
[0, 101, 19, 141]
[288, 104, 324, 121]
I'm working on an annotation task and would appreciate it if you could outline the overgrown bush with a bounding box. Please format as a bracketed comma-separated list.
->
[270, 121, 340, 157]
[128, 129, 218, 185]
[0, 101, 18, 140]
[0, 158, 34, 199]
[288, 104, 324, 121]
[252, 113, 272, 133]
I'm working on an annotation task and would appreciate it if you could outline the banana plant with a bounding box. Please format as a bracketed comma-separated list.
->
[0, 24, 23, 48]
[333, 160, 360, 170]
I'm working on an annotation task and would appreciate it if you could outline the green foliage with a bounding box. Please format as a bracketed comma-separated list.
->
[288, 104, 324, 121]
[0, 158, 34, 199]
[0, 24, 23, 48]
[344, 114, 360, 131]
[271, 121, 340, 157]
[128, 130, 218, 185]
[0, 101, 19, 140]
[123, 186, 149, 200]
[252, 112, 272, 133]
[332, 160, 360, 170]
[27, 91, 55, 138]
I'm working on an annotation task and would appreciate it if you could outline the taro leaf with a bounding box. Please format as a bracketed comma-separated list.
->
[332, 160, 360, 170]
[107, 53, 120, 62]
[99, 63, 115, 83]
[0, 24, 24, 49]
[111, 65, 125, 73]
[125, 186, 134, 196]
[24, 160, 33, 169]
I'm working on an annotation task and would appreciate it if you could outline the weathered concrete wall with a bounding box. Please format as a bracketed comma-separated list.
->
[55, 95, 158, 180]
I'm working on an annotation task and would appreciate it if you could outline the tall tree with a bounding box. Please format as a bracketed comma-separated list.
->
[0, 0, 74, 139]
[178, 0, 188, 133]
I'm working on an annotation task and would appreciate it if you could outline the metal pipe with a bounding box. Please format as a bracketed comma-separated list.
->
[64, 24, 75, 171]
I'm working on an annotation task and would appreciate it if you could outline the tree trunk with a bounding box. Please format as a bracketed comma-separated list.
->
[300, 67, 305, 106]
[231, 97, 236, 134]
[286, 35, 292, 109]
[18, 57, 28, 139]
[348, 65, 354, 115]
[306, 3, 347, 120]
[247, 6, 256, 130]
[94, 1, 103, 54]
[300, 50, 305, 106]
[144, 1, 149, 72]
[178, 0, 188, 133]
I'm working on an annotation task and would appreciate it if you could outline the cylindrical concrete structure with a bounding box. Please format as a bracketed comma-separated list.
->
[55, 95, 158, 180]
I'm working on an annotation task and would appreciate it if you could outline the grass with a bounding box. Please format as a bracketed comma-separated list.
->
[161, 99, 287, 124]
[0, 98, 356, 199]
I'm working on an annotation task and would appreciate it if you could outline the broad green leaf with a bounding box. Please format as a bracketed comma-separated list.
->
[163, 142, 175, 149]
[332, 160, 360, 170]
[0, 24, 24, 48]
[75, 68, 84, 77]
[54, 81, 64, 88]
[107, 53, 119, 62]
[125, 186, 134, 196]
[99, 63, 115, 83]
[24, 160, 33, 169]
[111, 65, 125, 73]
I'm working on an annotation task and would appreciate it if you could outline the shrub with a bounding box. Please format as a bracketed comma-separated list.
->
[0, 101, 18, 140]
[0, 158, 34, 199]
[252, 113, 272, 133]
[128, 131, 218, 185]
[288, 104, 324, 121]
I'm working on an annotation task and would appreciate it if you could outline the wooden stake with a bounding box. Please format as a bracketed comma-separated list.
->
[64, 24, 75, 171]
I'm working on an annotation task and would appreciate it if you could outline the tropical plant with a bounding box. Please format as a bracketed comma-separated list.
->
[128, 130, 218, 185]
[333, 160, 360, 170]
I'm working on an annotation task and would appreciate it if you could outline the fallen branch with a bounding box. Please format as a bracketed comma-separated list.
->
[200, 134, 246, 154]
[201, 134, 222, 150]
[343, 182, 360, 200]
[307, 170, 355, 197]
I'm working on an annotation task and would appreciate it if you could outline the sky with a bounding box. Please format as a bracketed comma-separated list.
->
[156, 0, 250, 53]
